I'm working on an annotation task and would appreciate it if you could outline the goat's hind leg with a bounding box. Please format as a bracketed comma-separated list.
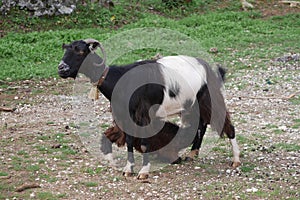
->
[224, 121, 241, 168]
[137, 138, 150, 180]
[230, 137, 241, 168]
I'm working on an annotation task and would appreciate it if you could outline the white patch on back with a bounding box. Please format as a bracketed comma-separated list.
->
[156, 56, 207, 118]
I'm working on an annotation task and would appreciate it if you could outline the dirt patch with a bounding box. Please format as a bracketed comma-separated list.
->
[255, 0, 300, 18]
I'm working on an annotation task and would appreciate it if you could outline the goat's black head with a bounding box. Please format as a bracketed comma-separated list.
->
[58, 39, 104, 80]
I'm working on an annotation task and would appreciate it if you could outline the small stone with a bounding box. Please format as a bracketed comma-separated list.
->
[209, 47, 218, 53]
[278, 125, 287, 131]
[51, 144, 62, 149]
[30, 192, 35, 198]
[246, 187, 258, 193]
[146, 192, 152, 196]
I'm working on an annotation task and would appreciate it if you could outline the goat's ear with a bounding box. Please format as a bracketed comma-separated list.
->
[91, 42, 100, 51]
[88, 42, 100, 53]
[92, 41, 100, 49]
[62, 44, 71, 49]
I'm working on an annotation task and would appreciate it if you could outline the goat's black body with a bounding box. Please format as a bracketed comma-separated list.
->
[99, 60, 160, 101]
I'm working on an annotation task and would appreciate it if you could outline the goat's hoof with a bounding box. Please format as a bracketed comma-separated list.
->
[123, 172, 133, 177]
[171, 157, 182, 164]
[231, 161, 241, 169]
[137, 173, 149, 180]
[184, 156, 194, 162]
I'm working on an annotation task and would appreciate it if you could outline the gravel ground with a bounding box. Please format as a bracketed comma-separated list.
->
[0, 57, 299, 199]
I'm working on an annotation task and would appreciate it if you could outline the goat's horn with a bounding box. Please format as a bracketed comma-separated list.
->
[84, 38, 100, 44]
[83, 38, 106, 67]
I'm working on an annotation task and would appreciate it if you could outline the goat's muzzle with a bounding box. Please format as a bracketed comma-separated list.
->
[58, 61, 70, 78]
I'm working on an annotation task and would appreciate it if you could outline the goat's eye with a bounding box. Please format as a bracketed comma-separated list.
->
[78, 50, 85, 55]
[74, 46, 79, 51]
[73, 46, 85, 55]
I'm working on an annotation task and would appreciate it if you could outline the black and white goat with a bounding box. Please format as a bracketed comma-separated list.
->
[58, 39, 241, 179]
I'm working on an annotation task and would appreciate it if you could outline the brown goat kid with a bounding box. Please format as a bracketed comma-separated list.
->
[103, 121, 184, 164]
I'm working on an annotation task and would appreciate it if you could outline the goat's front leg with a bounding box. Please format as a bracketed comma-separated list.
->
[100, 135, 115, 165]
[137, 139, 150, 180]
[123, 135, 135, 177]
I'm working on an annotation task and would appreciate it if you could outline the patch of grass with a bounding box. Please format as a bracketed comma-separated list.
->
[83, 166, 106, 175]
[35, 145, 54, 154]
[1, 2, 299, 81]
[101, 123, 111, 129]
[31, 89, 44, 95]
[53, 133, 72, 144]
[241, 163, 256, 173]
[57, 193, 67, 198]
[0, 172, 8, 176]
[38, 159, 46, 164]
[26, 164, 40, 172]
[273, 129, 283, 135]
[17, 150, 28, 156]
[266, 124, 278, 129]
[274, 143, 300, 152]
[212, 146, 227, 154]
[58, 145, 78, 155]
[37, 135, 51, 141]
[11, 156, 23, 171]
[83, 182, 98, 187]
[292, 119, 300, 129]
[236, 134, 256, 145]
[289, 95, 300, 105]
[0, 182, 14, 196]
[36, 192, 58, 200]
[40, 174, 58, 183]
[239, 118, 247, 124]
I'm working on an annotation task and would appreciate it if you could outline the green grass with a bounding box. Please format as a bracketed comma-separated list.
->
[241, 163, 256, 173]
[83, 182, 98, 187]
[274, 143, 300, 152]
[101, 123, 111, 129]
[26, 164, 40, 172]
[17, 150, 28, 156]
[36, 192, 58, 200]
[0, 172, 8, 176]
[0, 1, 299, 81]
[292, 119, 300, 129]
[289, 95, 300, 105]
[84, 166, 106, 175]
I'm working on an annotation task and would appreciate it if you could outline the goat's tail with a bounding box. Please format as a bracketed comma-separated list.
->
[221, 111, 235, 139]
[217, 64, 227, 82]
[202, 63, 234, 138]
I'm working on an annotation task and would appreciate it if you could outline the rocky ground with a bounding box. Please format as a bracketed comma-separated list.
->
[0, 55, 299, 199]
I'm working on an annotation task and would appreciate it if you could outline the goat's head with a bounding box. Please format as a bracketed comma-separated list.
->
[58, 39, 105, 81]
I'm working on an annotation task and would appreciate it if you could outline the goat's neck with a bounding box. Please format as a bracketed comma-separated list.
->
[98, 66, 126, 101]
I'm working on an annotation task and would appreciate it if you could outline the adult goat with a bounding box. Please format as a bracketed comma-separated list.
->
[58, 39, 241, 179]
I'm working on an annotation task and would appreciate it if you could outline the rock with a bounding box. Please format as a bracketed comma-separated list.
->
[1, 0, 78, 16]
[58, 5, 76, 15]
[278, 125, 287, 131]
